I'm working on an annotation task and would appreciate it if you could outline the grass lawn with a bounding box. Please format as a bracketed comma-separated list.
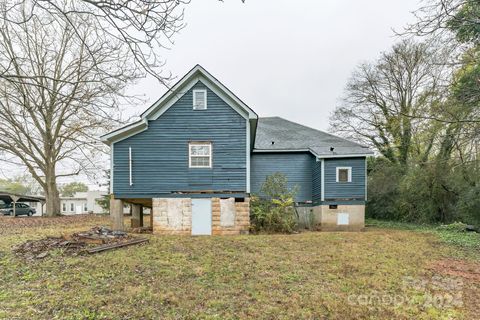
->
[0, 216, 479, 319]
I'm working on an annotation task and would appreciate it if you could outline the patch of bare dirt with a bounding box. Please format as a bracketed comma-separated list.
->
[429, 259, 480, 281]
[430, 259, 480, 319]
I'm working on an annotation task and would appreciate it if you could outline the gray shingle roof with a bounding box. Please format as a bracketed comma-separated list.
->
[254, 117, 373, 157]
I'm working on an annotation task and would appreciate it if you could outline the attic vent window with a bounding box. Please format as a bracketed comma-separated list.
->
[336, 167, 352, 183]
[193, 89, 207, 110]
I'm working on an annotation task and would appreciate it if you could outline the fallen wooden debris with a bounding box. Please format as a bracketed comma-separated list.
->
[87, 238, 149, 254]
[75, 235, 104, 245]
[12, 237, 88, 260]
[12, 226, 148, 260]
[36, 252, 48, 259]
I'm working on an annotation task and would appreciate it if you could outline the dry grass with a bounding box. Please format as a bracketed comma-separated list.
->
[0, 215, 478, 319]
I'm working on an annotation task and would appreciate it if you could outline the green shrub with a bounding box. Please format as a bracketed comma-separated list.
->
[455, 184, 480, 225]
[250, 173, 298, 233]
[366, 156, 480, 225]
[365, 158, 404, 220]
[436, 222, 468, 232]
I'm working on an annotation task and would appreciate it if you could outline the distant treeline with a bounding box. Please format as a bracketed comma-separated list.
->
[330, 0, 480, 224]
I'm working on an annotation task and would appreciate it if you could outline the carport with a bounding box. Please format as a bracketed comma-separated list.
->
[0, 192, 45, 216]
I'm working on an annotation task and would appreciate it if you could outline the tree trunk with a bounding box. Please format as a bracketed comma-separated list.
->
[45, 184, 60, 217]
[44, 165, 60, 217]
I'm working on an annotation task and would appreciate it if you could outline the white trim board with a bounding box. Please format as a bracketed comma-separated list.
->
[101, 65, 258, 145]
[150, 76, 249, 121]
[101, 119, 148, 144]
[110, 144, 114, 193]
[253, 149, 310, 153]
[320, 159, 325, 201]
[253, 149, 372, 159]
[142, 65, 257, 120]
[315, 153, 373, 159]
[365, 158, 368, 201]
[129, 147, 133, 186]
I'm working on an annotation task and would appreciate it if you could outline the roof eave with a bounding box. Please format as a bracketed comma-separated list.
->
[252, 148, 310, 153]
[100, 119, 148, 145]
[142, 65, 258, 121]
[252, 148, 374, 158]
[99, 64, 258, 145]
[313, 152, 374, 159]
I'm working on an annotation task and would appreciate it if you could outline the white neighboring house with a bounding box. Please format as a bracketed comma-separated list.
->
[60, 191, 108, 215]
[32, 190, 132, 215]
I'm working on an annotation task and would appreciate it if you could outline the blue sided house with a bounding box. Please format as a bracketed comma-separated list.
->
[101, 65, 373, 235]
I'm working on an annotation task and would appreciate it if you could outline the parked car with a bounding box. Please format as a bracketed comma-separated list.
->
[0, 203, 36, 216]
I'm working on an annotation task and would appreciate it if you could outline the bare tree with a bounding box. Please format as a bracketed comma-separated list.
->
[405, 0, 478, 42]
[404, 0, 480, 147]
[0, 6, 140, 215]
[330, 40, 450, 165]
[0, 0, 188, 84]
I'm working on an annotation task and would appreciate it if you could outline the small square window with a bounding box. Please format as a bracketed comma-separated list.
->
[336, 167, 352, 183]
[193, 89, 207, 110]
[189, 142, 212, 168]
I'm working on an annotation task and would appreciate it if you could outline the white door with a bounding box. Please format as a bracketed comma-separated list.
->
[191, 199, 212, 235]
[76, 205, 83, 214]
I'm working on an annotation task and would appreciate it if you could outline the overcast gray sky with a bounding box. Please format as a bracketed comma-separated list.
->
[2, 0, 423, 188]
[129, 0, 421, 131]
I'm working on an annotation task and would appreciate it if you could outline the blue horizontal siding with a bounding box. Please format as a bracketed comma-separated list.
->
[250, 152, 314, 202]
[113, 81, 247, 197]
[324, 157, 366, 201]
[312, 160, 322, 203]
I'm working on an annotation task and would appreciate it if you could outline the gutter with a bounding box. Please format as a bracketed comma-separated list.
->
[252, 148, 374, 159]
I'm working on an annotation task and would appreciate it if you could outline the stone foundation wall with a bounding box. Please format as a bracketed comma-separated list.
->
[152, 198, 192, 235]
[313, 204, 365, 231]
[212, 198, 250, 235]
[152, 197, 250, 235]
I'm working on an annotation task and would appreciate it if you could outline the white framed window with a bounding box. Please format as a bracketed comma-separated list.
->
[336, 167, 352, 183]
[189, 142, 212, 168]
[62, 203, 66, 212]
[84, 203, 88, 212]
[70, 203, 74, 212]
[193, 89, 207, 110]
